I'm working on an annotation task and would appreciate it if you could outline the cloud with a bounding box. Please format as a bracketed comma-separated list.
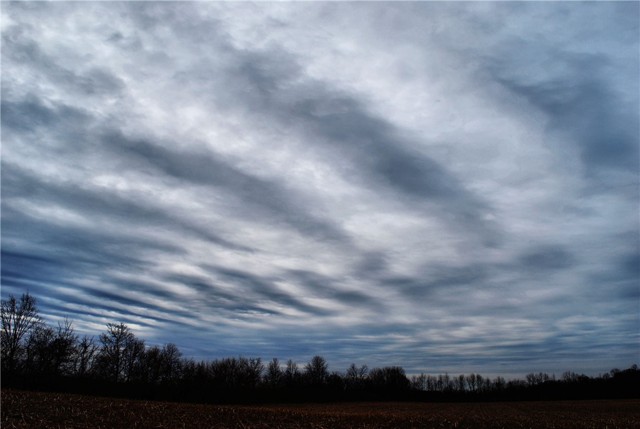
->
[1, 1, 637, 376]
[1, 96, 90, 133]
[100, 130, 352, 245]
[476, 3, 640, 180]
[494, 57, 639, 178]
[518, 245, 575, 272]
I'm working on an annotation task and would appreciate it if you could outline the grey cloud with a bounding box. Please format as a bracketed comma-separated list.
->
[165, 268, 332, 321]
[591, 252, 640, 300]
[2, 161, 251, 252]
[207, 266, 335, 317]
[518, 245, 575, 272]
[102, 131, 351, 245]
[295, 97, 483, 204]
[229, 51, 499, 239]
[99, 278, 180, 304]
[500, 72, 638, 176]
[164, 273, 283, 318]
[382, 264, 490, 299]
[353, 252, 389, 278]
[2, 1, 637, 376]
[488, 41, 638, 179]
[620, 253, 640, 280]
[83, 288, 187, 323]
[1, 251, 61, 284]
[1, 97, 89, 134]
[121, 4, 498, 241]
[2, 256, 198, 330]
[2, 29, 125, 97]
[1, 204, 180, 274]
[286, 269, 383, 312]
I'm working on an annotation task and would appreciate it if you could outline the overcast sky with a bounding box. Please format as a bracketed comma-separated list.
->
[2, 2, 638, 377]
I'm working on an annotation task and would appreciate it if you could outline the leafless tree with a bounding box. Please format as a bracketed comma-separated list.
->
[346, 363, 368, 388]
[284, 359, 300, 386]
[304, 355, 329, 385]
[411, 373, 427, 390]
[140, 343, 182, 384]
[122, 337, 145, 382]
[369, 366, 410, 390]
[1, 293, 40, 373]
[265, 358, 283, 387]
[74, 335, 98, 376]
[454, 374, 466, 392]
[23, 319, 77, 377]
[96, 322, 138, 382]
[160, 343, 182, 382]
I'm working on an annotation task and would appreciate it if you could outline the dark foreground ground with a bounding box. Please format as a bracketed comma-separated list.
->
[2, 389, 639, 429]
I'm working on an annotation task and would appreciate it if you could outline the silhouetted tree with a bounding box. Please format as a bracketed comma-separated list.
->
[74, 335, 98, 377]
[284, 359, 301, 387]
[438, 373, 452, 391]
[51, 319, 78, 375]
[95, 322, 138, 382]
[134, 343, 181, 385]
[346, 363, 368, 389]
[244, 357, 264, 388]
[454, 374, 466, 392]
[209, 357, 263, 390]
[493, 376, 507, 391]
[123, 337, 145, 382]
[24, 324, 55, 376]
[265, 358, 283, 387]
[5, 291, 640, 404]
[411, 373, 427, 391]
[1, 292, 40, 374]
[21, 319, 77, 379]
[304, 355, 329, 385]
[526, 372, 550, 386]
[137, 345, 162, 384]
[466, 373, 479, 392]
[327, 371, 345, 391]
[159, 343, 182, 382]
[369, 366, 410, 391]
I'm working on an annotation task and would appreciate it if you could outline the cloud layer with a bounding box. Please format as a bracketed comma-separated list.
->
[2, 2, 638, 376]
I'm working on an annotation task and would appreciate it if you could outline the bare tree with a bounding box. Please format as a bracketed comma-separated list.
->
[74, 335, 98, 377]
[23, 319, 77, 377]
[36, 318, 78, 376]
[411, 373, 427, 391]
[526, 372, 550, 386]
[1, 293, 40, 373]
[245, 357, 264, 388]
[466, 373, 479, 392]
[159, 343, 182, 382]
[493, 376, 506, 391]
[304, 355, 329, 385]
[50, 319, 78, 375]
[24, 324, 55, 375]
[284, 359, 300, 386]
[122, 337, 145, 382]
[369, 366, 410, 390]
[346, 363, 368, 389]
[96, 322, 137, 382]
[265, 358, 283, 387]
[454, 374, 466, 392]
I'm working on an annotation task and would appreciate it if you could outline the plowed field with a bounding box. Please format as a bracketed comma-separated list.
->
[2, 389, 638, 428]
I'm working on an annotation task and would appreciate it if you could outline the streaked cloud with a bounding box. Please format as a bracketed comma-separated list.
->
[2, 2, 637, 376]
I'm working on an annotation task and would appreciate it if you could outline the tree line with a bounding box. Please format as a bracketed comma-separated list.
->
[2, 293, 638, 402]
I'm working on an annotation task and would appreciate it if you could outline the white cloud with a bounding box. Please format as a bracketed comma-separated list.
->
[2, 1, 637, 375]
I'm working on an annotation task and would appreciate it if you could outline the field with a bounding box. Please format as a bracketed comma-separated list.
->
[2, 389, 639, 429]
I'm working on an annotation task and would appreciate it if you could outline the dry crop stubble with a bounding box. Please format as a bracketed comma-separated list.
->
[2, 390, 639, 428]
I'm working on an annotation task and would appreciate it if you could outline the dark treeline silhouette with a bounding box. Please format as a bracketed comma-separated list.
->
[2, 293, 638, 403]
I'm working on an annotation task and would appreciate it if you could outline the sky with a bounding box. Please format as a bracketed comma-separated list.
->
[1, 2, 638, 378]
